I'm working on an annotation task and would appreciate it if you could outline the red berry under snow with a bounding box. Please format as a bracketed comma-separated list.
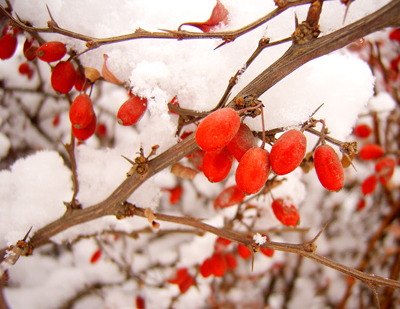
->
[51, 61, 76, 94]
[69, 94, 94, 129]
[235, 147, 270, 195]
[359, 144, 385, 161]
[271, 198, 300, 226]
[117, 95, 148, 126]
[203, 147, 233, 183]
[314, 144, 344, 192]
[213, 185, 246, 208]
[195, 108, 240, 151]
[270, 129, 307, 175]
[37, 41, 67, 62]
[227, 123, 256, 161]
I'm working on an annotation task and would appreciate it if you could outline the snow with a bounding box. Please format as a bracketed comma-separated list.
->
[0, 0, 397, 308]
[253, 232, 266, 245]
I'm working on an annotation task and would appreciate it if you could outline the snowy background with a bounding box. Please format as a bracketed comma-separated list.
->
[0, 0, 399, 308]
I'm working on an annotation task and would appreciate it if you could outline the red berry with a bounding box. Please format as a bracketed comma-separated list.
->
[224, 252, 238, 270]
[167, 268, 188, 285]
[178, 274, 194, 294]
[90, 249, 101, 264]
[74, 67, 88, 91]
[361, 174, 378, 195]
[195, 108, 240, 151]
[227, 123, 256, 161]
[136, 296, 145, 309]
[117, 95, 148, 126]
[37, 41, 67, 62]
[353, 124, 372, 138]
[69, 94, 95, 129]
[23, 37, 38, 61]
[72, 113, 97, 140]
[356, 198, 366, 211]
[270, 129, 307, 175]
[271, 198, 300, 226]
[314, 144, 344, 191]
[235, 147, 270, 195]
[52, 114, 60, 127]
[18, 62, 34, 79]
[359, 144, 385, 161]
[210, 252, 227, 277]
[375, 157, 396, 184]
[237, 244, 251, 259]
[389, 28, 400, 44]
[0, 32, 17, 60]
[213, 185, 246, 209]
[214, 237, 232, 253]
[96, 123, 107, 137]
[200, 258, 212, 278]
[51, 61, 77, 94]
[203, 147, 233, 182]
[165, 186, 183, 204]
[260, 247, 274, 257]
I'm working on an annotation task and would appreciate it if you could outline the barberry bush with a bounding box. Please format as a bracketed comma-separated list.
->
[0, 0, 400, 308]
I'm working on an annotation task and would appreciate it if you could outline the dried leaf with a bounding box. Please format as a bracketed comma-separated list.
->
[102, 54, 124, 85]
[171, 163, 198, 179]
[84, 67, 101, 83]
[178, 0, 229, 33]
[144, 207, 160, 229]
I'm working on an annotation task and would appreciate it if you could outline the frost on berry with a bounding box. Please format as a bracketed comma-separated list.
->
[51, 61, 77, 94]
[237, 244, 251, 259]
[117, 95, 148, 126]
[195, 108, 240, 151]
[227, 123, 256, 161]
[210, 252, 227, 277]
[0, 32, 18, 60]
[375, 157, 396, 184]
[353, 124, 372, 138]
[361, 174, 378, 195]
[271, 198, 300, 226]
[37, 41, 67, 62]
[235, 147, 270, 195]
[359, 144, 385, 161]
[202, 147, 233, 183]
[69, 94, 95, 129]
[314, 144, 344, 192]
[270, 129, 307, 175]
[213, 185, 245, 208]
[72, 113, 97, 140]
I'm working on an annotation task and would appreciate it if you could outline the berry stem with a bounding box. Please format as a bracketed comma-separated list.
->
[260, 105, 266, 149]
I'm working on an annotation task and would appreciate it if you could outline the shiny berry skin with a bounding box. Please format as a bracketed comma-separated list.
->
[227, 123, 256, 161]
[235, 147, 270, 195]
[0, 33, 18, 60]
[237, 244, 251, 259]
[375, 157, 396, 184]
[270, 129, 307, 175]
[200, 258, 212, 278]
[361, 174, 378, 195]
[210, 252, 227, 277]
[117, 95, 147, 126]
[314, 144, 344, 191]
[359, 144, 385, 161]
[37, 41, 67, 62]
[69, 94, 94, 129]
[51, 61, 77, 94]
[213, 185, 246, 208]
[72, 113, 97, 140]
[195, 108, 240, 151]
[353, 124, 372, 138]
[203, 147, 233, 183]
[271, 198, 300, 226]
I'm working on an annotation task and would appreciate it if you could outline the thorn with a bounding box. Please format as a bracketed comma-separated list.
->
[46, 4, 59, 28]
[342, 0, 353, 24]
[22, 226, 33, 241]
[310, 103, 324, 117]
[121, 155, 135, 165]
[214, 39, 231, 50]
[310, 220, 331, 244]
[294, 12, 299, 29]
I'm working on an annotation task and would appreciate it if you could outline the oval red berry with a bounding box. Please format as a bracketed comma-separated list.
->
[235, 147, 270, 195]
[210, 252, 227, 277]
[375, 157, 396, 184]
[361, 174, 378, 195]
[314, 144, 344, 191]
[69, 94, 94, 129]
[213, 185, 245, 208]
[353, 124, 372, 138]
[271, 198, 300, 226]
[72, 113, 97, 140]
[203, 147, 233, 183]
[227, 123, 256, 161]
[117, 95, 147, 126]
[237, 244, 251, 259]
[195, 108, 240, 151]
[51, 61, 77, 94]
[37, 41, 67, 62]
[200, 258, 212, 278]
[270, 129, 307, 175]
[0, 33, 17, 60]
[359, 144, 385, 161]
